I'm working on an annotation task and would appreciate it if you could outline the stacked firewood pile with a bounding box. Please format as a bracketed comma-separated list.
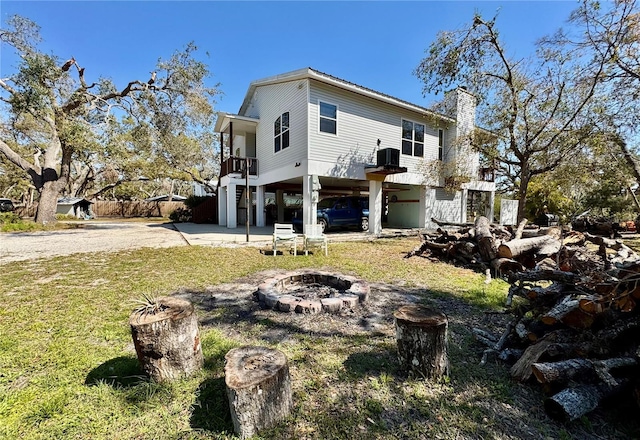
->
[406, 216, 640, 422]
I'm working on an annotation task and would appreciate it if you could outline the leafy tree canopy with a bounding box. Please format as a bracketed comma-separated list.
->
[0, 15, 220, 223]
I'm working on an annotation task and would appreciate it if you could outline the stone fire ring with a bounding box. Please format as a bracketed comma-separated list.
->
[255, 270, 370, 314]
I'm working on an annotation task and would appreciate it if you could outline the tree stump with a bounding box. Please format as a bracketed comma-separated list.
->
[225, 346, 292, 439]
[394, 305, 449, 379]
[129, 296, 203, 382]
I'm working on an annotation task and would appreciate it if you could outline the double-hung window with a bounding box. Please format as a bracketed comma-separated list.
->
[319, 101, 337, 135]
[438, 129, 444, 161]
[274, 112, 290, 153]
[401, 119, 425, 157]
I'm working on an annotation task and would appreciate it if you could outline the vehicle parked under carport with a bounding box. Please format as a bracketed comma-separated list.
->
[292, 196, 369, 233]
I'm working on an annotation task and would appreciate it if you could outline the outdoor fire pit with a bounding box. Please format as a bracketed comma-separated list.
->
[255, 270, 369, 314]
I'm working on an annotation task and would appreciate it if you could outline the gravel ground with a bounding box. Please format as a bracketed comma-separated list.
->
[0, 221, 188, 264]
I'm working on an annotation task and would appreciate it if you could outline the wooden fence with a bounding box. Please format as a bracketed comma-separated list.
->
[92, 200, 184, 218]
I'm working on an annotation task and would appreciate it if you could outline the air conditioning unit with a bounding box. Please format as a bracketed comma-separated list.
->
[377, 148, 400, 167]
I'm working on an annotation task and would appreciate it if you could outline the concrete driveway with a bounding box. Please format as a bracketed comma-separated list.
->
[0, 220, 414, 264]
[0, 221, 191, 264]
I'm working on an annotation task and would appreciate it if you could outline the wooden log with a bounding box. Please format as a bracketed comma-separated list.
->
[508, 269, 580, 285]
[510, 330, 576, 381]
[472, 327, 498, 347]
[225, 346, 293, 439]
[533, 357, 638, 387]
[491, 258, 524, 276]
[511, 340, 554, 382]
[129, 296, 203, 382]
[475, 216, 497, 262]
[497, 235, 560, 259]
[542, 296, 595, 329]
[544, 384, 614, 422]
[584, 232, 634, 253]
[532, 358, 593, 385]
[514, 218, 528, 240]
[480, 320, 514, 365]
[394, 305, 449, 379]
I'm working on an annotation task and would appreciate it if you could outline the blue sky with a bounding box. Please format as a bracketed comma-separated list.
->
[1, 1, 578, 114]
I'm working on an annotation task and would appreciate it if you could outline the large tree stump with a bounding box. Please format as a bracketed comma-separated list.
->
[394, 305, 449, 379]
[225, 346, 292, 439]
[129, 296, 203, 382]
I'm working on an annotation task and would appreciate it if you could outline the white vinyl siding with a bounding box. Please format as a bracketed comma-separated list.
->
[252, 81, 308, 174]
[308, 81, 447, 177]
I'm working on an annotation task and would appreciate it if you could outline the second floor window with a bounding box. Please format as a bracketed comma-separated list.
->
[319, 101, 337, 134]
[274, 112, 290, 153]
[438, 129, 444, 161]
[402, 119, 424, 157]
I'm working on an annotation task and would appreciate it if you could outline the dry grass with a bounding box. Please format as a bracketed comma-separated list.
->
[1, 237, 638, 439]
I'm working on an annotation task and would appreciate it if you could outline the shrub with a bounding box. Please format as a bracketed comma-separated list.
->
[0, 213, 39, 232]
[183, 195, 210, 209]
[169, 207, 192, 222]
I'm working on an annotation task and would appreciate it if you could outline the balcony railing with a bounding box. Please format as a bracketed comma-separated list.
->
[221, 156, 258, 178]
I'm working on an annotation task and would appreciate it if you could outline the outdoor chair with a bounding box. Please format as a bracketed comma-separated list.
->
[272, 223, 298, 256]
[303, 224, 328, 256]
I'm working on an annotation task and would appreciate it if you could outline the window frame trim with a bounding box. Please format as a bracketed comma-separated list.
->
[318, 100, 338, 136]
[274, 111, 291, 153]
[400, 118, 426, 157]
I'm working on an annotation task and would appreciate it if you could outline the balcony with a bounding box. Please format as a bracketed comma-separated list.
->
[221, 156, 258, 178]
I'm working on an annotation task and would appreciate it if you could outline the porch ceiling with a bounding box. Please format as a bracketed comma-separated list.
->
[214, 112, 259, 134]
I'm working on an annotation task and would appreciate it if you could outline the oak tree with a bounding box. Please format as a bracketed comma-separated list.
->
[415, 12, 608, 221]
[0, 15, 219, 223]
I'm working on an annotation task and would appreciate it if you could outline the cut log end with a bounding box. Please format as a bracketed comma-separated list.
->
[393, 305, 448, 328]
[395, 305, 449, 379]
[225, 346, 289, 390]
[225, 346, 293, 439]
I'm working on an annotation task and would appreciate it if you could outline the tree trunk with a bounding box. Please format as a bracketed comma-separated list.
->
[474, 216, 497, 262]
[34, 180, 60, 224]
[129, 296, 203, 382]
[394, 305, 449, 379]
[517, 169, 531, 224]
[225, 346, 292, 440]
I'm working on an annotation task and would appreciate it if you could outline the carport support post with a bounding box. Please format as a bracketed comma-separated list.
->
[369, 180, 383, 235]
[218, 187, 227, 226]
[256, 185, 265, 227]
[302, 175, 313, 227]
[276, 190, 285, 223]
[227, 182, 237, 228]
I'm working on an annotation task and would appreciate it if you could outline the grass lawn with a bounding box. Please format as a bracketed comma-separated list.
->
[1, 237, 638, 439]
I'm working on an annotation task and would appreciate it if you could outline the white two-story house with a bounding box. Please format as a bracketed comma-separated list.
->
[213, 68, 495, 233]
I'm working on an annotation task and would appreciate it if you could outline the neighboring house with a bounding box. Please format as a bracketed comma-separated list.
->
[213, 67, 495, 233]
[56, 197, 94, 219]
